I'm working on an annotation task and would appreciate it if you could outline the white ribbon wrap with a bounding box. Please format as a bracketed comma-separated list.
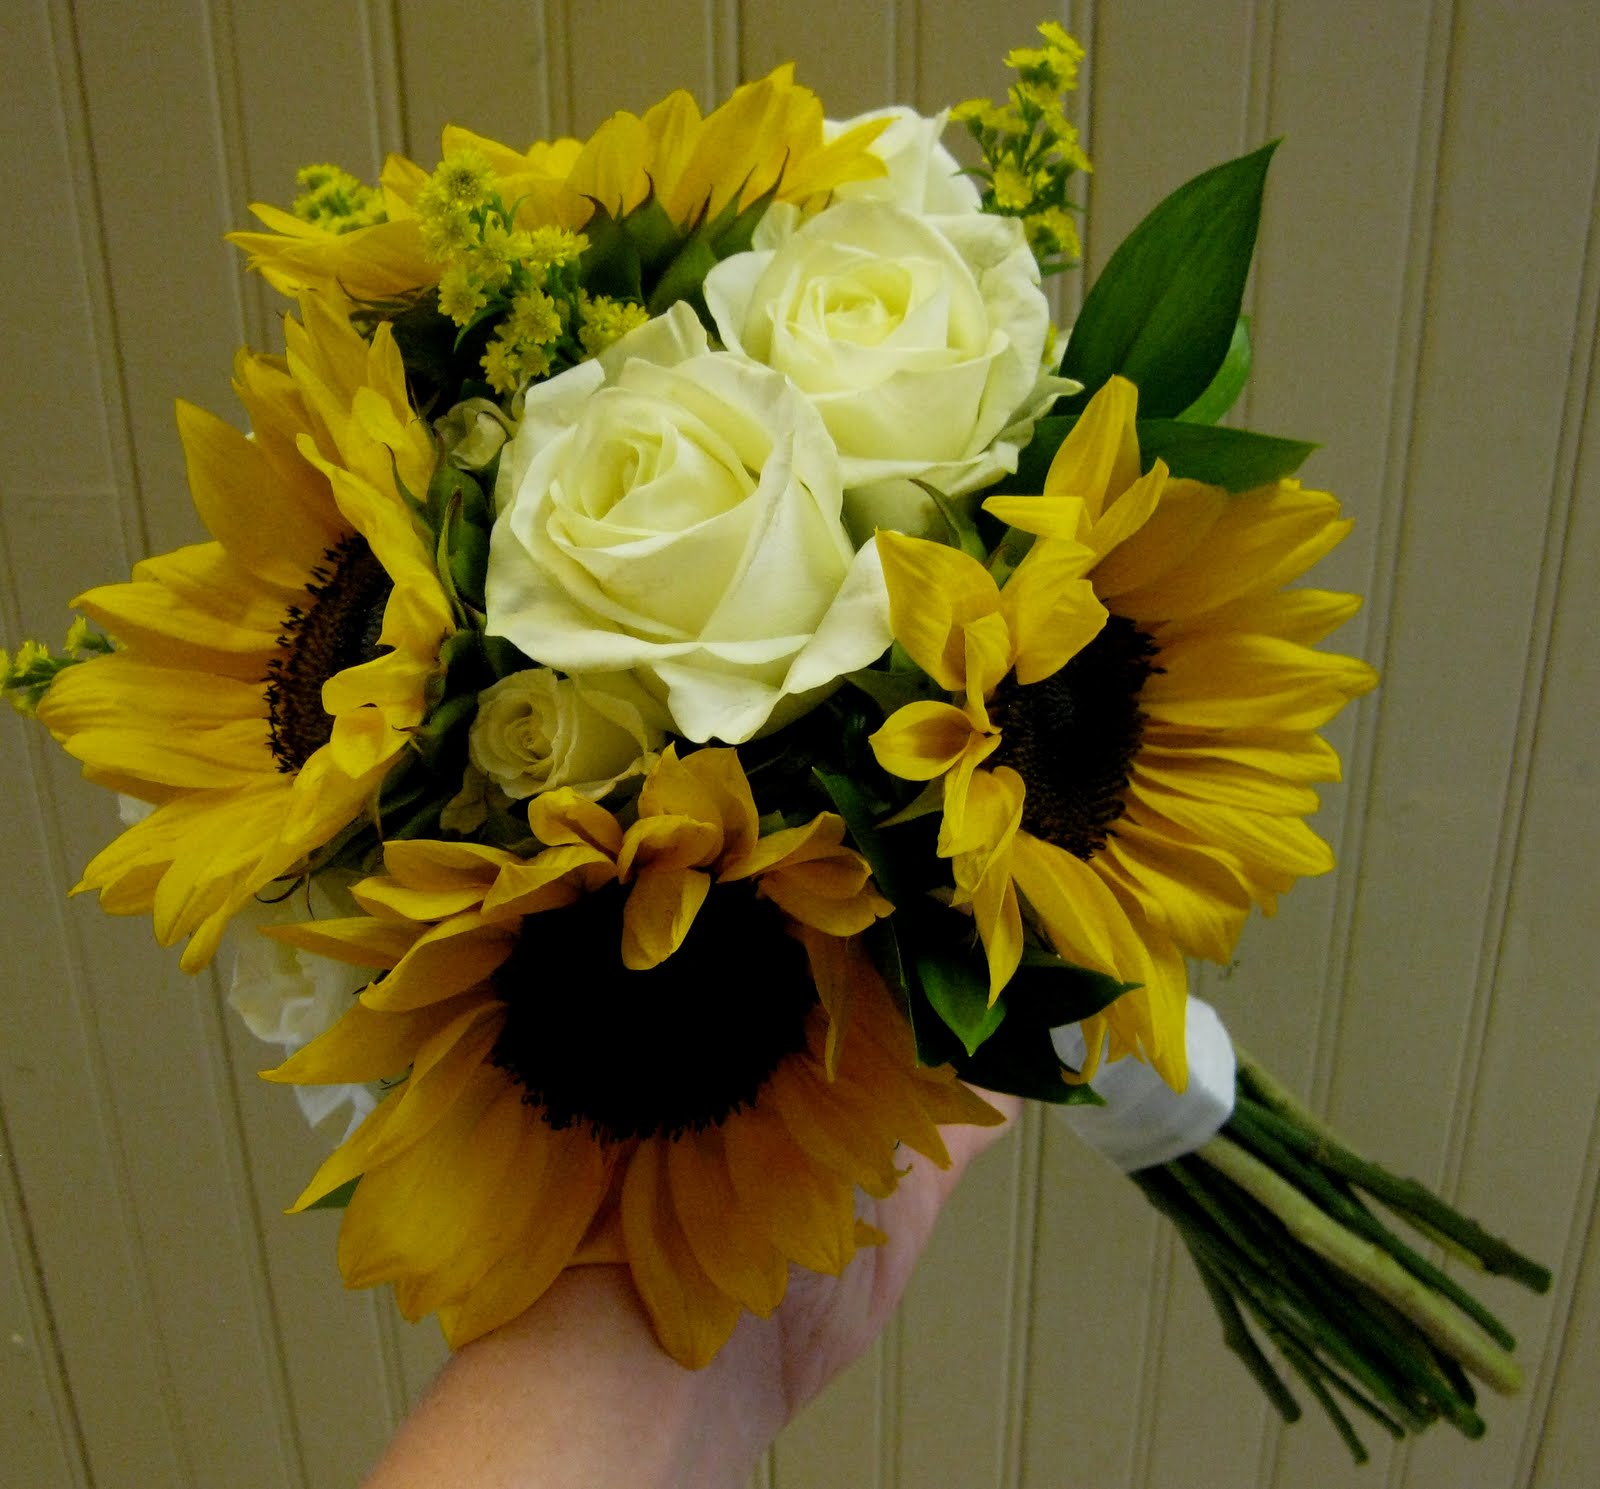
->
[1050, 998, 1236, 1171]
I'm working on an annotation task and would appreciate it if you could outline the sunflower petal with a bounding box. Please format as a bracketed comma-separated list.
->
[622, 1139, 745, 1369]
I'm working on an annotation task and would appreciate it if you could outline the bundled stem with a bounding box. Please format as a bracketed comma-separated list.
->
[1131, 1053, 1550, 1462]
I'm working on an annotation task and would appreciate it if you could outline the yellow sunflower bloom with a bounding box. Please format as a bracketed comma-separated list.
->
[228, 68, 887, 303]
[260, 753, 997, 1366]
[872, 376, 1377, 1089]
[35, 296, 454, 971]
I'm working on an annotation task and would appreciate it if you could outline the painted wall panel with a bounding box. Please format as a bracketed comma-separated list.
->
[1, 2, 1595, 1485]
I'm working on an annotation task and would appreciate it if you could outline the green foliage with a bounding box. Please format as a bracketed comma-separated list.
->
[999, 414, 1315, 496]
[1179, 315, 1252, 424]
[1059, 142, 1278, 417]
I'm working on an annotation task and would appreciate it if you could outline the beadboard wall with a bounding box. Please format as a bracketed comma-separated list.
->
[2, 2, 1597, 1486]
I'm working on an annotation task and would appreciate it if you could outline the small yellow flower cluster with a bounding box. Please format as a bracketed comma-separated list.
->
[412, 150, 647, 397]
[291, 165, 387, 235]
[1, 619, 112, 715]
[577, 293, 651, 359]
[952, 19, 1091, 275]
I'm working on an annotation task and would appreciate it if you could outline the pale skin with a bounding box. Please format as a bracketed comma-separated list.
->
[362, 1092, 1022, 1488]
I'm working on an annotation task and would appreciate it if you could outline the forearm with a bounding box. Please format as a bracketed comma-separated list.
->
[362, 1265, 786, 1489]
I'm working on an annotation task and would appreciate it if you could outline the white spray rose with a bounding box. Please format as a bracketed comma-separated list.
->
[225, 876, 375, 1141]
[468, 667, 664, 799]
[703, 198, 1071, 540]
[485, 303, 892, 745]
[825, 105, 981, 214]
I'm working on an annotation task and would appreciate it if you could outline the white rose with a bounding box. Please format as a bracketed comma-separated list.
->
[225, 876, 376, 1141]
[826, 106, 981, 215]
[486, 303, 892, 745]
[468, 667, 664, 799]
[703, 199, 1071, 540]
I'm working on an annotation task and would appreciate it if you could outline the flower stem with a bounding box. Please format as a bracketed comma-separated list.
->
[1195, 1134, 1525, 1395]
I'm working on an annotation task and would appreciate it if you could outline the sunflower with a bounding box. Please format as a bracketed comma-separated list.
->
[35, 296, 454, 971]
[870, 376, 1377, 1088]
[261, 745, 1000, 1366]
[227, 67, 890, 303]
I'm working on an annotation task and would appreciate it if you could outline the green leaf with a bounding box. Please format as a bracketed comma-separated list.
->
[306, 1177, 359, 1211]
[1137, 421, 1317, 490]
[1000, 414, 1314, 495]
[1059, 142, 1279, 418]
[943, 949, 1132, 1101]
[1010, 946, 1138, 1025]
[915, 939, 1006, 1057]
[813, 767, 903, 902]
[1178, 315, 1252, 424]
[924, 484, 989, 560]
[844, 665, 935, 719]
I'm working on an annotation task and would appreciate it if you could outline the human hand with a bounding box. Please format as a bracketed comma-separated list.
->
[363, 1091, 1022, 1488]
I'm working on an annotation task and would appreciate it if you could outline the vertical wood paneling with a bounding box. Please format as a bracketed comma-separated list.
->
[564, 0, 717, 135]
[2, 544, 189, 1489]
[0, 1112, 84, 1489]
[740, 0, 894, 117]
[894, 1127, 1024, 1486]
[1274, 4, 1600, 1485]
[4, 3, 1598, 1486]
[1531, 1151, 1600, 1487]
[67, 0, 245, 553]
[395, 0, 556, 153]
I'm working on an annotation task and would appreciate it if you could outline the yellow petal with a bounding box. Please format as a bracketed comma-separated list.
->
[622, 1139, 744, 1370]
[876, 529, 999, 691]
[982, 493, 1089, 542]
[721, 1105, 858, 1277]
[869, 700, 981, 782]
[528, 789, 625, 856]
[1042, 376, 1142, 526]
[666, 1129, 789, 1316]
[1000, 547, 1108, 686]
[263, 994, 479, 1086]
[622, 865, 711, 970]
[360, 913, 518, 1011]
[434, 1125, 611, 1347]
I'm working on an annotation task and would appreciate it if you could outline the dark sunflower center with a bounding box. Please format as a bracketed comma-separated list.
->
[987, 613, 1161, 860]
[490, 880, 817, 1144]
[265, 535, 393, 772]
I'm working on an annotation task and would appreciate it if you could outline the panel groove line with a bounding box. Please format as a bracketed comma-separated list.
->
[1000, 1105, 1045, 1489]
[710, 0, 739, 98]
[1438, 72, 1600, 1489]
[1526, 1098, 1600, 1487]
[1129, 1229, 1176, 1489]
[50, 0, 147, 565]
[0, 591, 194, 1486]
[1232, 0, 1277, 433]
[1511, 140, 1600, 1489]
[196, 965, 309, 1489]
[367, 0, 410, 162]
[195, 0, 251, 356]
[1257, 6, 1458, 1487]
[0, 1094, 92, 1489]
[203, 0, 271, 350]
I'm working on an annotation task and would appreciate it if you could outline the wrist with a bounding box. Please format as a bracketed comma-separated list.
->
[364, 1265, 788, 1488]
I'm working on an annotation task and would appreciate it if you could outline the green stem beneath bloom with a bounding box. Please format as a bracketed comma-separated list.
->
[1195, 1135, 1524, 1396]
[1234, 1051, 1552, 1294]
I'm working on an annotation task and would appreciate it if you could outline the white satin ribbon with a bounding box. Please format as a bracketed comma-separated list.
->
[1050, 997, 1236, 1171]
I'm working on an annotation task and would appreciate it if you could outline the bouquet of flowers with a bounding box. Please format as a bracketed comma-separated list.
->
[2, 22, 1548, 1463]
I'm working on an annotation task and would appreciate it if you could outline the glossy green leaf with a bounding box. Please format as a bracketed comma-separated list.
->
[1135, 421, 1317, 490]
[1059, 142, 1278, 417]
[1001, 413, 1315, 495]
[914, 939, 1006, 1057]
[1178, 315, 1252, 424]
